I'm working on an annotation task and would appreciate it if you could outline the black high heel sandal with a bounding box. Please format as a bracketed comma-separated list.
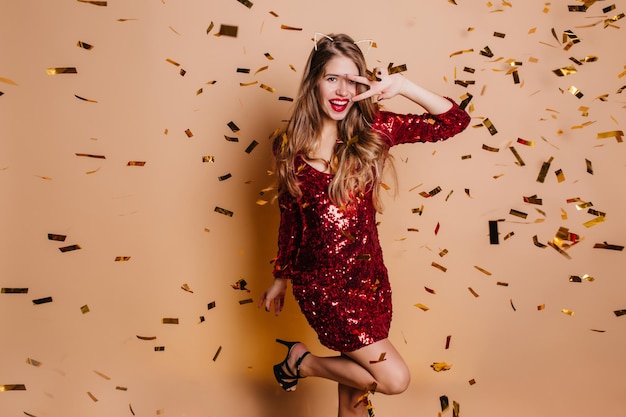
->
[273, 339, 311, 391]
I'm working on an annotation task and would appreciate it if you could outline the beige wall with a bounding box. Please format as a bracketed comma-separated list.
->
[1, 1, 625, 416]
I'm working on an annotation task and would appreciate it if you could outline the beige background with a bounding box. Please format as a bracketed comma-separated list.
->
[1, 0, 625, 416]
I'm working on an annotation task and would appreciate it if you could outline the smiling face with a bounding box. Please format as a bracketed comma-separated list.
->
[317, 55, 359, 123]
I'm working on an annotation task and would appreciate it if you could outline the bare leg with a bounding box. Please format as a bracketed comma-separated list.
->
[338, 381, 369, 417]
[285, 338, 410, 395]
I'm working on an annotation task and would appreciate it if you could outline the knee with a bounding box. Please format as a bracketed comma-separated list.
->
[378, 368, 410, 395]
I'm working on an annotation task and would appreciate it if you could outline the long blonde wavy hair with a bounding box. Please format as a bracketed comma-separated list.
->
[275, 33, 393, 211]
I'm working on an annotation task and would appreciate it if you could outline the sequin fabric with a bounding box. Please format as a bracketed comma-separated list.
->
[273, 99, 470, 352]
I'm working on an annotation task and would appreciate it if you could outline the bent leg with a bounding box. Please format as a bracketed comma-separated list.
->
[296, 338, 410, 395]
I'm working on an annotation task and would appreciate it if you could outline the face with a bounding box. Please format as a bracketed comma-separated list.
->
[316, 55, 359, 123]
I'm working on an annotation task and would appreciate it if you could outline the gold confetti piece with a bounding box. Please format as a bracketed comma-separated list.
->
[614, 310, 626, 317]
[260, 83, 275, 93]
[0, 384, 26, 391]
[116, 386, 127, 391]
[77, 41, 94, 50]
[517, 137, 534, 146]
[181, 283, 194, 293]
[419, 186, 442, 198]
[494, 31, 506, 38]
[388, 63, 408, 75]
[593, 242, 624, 251]
[474, 266, 492, 276]
[489, 220, 499, 244]
[154, 346, 165, 351]
[280, 24, 302, 31]
[75, 153, 105, 159]
[202, 155, 215, 163]
[33, 297, 52, 305]
[568, 85, 584, 99]
[414, 303, 429, 311]
[236, 0, 253, 8]
[74, 94, 98, 103]
[46, 67, 78, 75]
[536, 156, 553, 183]
[369, 352, 387, 364]
[136, 335, 157, 340]
[206, 21, 214, 34]
[48, 233, 67, 241]
[537, 304, 546, 311]
[440, 395, 449, 412]
[483, 118, 497, 135]
[218, 24, 238, 37]
[207, 301, 216, 310]
[523, 195, 543, 205]
[218, 173, 232, 181]
[1, 288, 28, 294]
[26, 358, 42, 367]
[93, 370, 111, 380]
[425, 287, 436, 294]
[59, 244, 81, 253]
[212, 346, 222, 361]
[434, 222, 440, 235]
[449, 49, 474, 57]
[0, 77, 18, 86]
[509, 146, 525, 166]
[239, 298, 253, 305]
[431, 362, 451, 372]
[162, 318, 179, 324]
[555, 169, 565, 183]
[269, 11, 278, 17]
[561, 309, 574, 316]
[468, 287, 479, 297]
[509, 209, 528, 219]
[127, 161, 145, 166]
[480, 45, 494, 58]
[445, 335, 452, 349]
[356, 254, 372, 261]
[78, 0, 107, 5]
[81, 305, 90, 314]
[510, 298, 516, 311]
[431, 262, 447, 273]
[227, 121, 240, 133]
[115, 256, 131, 261]
[214, 206, 233, 217]
[583, 216, 605, 228]
[597, 130, 624, 142]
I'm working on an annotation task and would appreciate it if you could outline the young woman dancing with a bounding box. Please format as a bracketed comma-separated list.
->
[258, 33, 470, 416]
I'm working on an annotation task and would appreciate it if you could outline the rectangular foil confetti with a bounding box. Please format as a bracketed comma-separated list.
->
[33, 297, 53, 305]
[483, 118, 498, 135]
[162, 318, 179, 324]
[0, 384, 26, 391]
[214, 207, 233, 217]
[2, 288, 28, 293]
[489, 220, 499, 244]
[536, 157, 553, 183]
[218, 25, 238, 37]
[245, 140, 258, 153]
[431, 262, 447, 272]
[212, 346, 222, 361]
[46, 67, 77, 75]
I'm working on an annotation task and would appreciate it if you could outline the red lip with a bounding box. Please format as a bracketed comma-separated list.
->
[329, 99, 349, 112]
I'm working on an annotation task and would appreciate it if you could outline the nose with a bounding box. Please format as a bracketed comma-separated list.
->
[336, 77, 351, 96]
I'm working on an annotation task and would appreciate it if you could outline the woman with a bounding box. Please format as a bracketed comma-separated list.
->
[258, 33, 470, 416]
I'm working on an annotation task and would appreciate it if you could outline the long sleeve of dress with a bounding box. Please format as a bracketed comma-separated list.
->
[272, 192, 302, 279]
[373, 98, 471, 147]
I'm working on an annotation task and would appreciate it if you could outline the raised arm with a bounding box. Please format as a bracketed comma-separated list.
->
[348, 67, 453, 114]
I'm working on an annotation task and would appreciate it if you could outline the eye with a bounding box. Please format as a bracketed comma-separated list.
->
[326, 76, 337, 82]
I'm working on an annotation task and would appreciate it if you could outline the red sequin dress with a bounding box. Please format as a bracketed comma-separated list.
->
[273, 99, 470, 352]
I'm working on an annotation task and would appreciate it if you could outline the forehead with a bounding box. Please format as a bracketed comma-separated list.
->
[323, 55, 359, 75]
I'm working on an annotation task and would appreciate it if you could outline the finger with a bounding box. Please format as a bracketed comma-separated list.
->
[351, 89, 378, 102]
[345, 73, 371, 86]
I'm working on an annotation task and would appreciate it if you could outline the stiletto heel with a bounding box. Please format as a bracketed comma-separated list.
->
[273, 339, 310, 391]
